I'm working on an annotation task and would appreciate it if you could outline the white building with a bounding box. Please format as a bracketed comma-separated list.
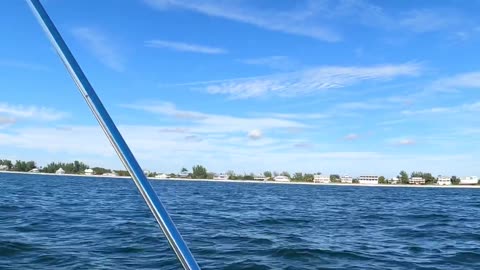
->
[340, 175, 353, 183]
[437, 176, 451, 185]
[388, 177, 399, 184]
[313, 174, 330, 183]
[0, 165, 8, 171]
[274, 175, 290, 182]
[84, 168, 94, 176]
[460, 176, 478, 185]
[179, 172, 189, 178]
[358, 175, 379, 184]
[29, 168, 40, 173]
[254, 175, 267, 181]
[213, 174, 229, 180]
[56, 168, 65, 174]
[102, 172, 117, 177]
[409, 177, 425, 185]
[155, 173, 169, 179]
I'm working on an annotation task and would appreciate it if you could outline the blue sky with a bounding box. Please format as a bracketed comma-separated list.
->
[1, 0, 480, 177]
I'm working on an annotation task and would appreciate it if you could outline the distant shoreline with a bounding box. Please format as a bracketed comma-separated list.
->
[1, 170, 479, 189]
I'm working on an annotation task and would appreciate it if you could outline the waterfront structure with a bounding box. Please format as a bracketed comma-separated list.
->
[0, 165, 8, 171]
[84, 168, 94, 175]
[437, 176, 451, 185]
[29, 168, 40, 173]
[313, 174, 330, 183]
[55, 168, 65, 174]
[460, 176, 479, 185]
[409, 177, 425, 185]
[254, 175, 267, 181]
[213, 174, 229, 180]
[155, 173, 169, 179]
[179, 172, 189, 178]
[274, 175, 290, 182]
[102, 172, 117, 177]
[358, 175, 379, 184]
[388, 177, 399, 184]
[340, 175, 353, 183]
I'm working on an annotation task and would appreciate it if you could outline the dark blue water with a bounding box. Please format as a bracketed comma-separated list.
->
[1, 173, 479, 269]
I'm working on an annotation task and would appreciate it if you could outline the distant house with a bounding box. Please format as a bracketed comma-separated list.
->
[359, 175, 379, 184]
[437, 176, 451, 185]
[29, 168, 40, 173]
[274, 175, 290, 182]
[0, 165, 8, 171]
[154, 173, 168, 179]
[56, 168, 65, 174]
[84, 168, 94, 176]
[178, 172, 189, 178]
[102, 172, 117, 177]
[409, 177, 425, 185]
[388, 177, 399, 184]
[143, 170, 150, 176]
[313, 174, 330, 183]
[460, 176, 478, 185]
[340, 175, 353, 183]
[254, 175, 267, 181]
[213, 174, 229, 180]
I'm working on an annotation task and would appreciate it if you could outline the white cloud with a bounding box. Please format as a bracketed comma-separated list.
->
[145, 40, 227, 54]
[264, 112, 329, 120]
[194, 63, 421, 99]
[122, 102, 307, 134]
[72, 27, 125, 72]
[344, 133, 359, 141]
[0, 103, 67, 122]
[392, 138, 416, 146]
[247, 129, 262, 140]
[239, 56, 297, 70]
[400, 9, 461, 33]
[432, 71, 480, 90]
[143, 0, 341, 42]
[401, 101, 480, 116]
[0, 60, 49, 71]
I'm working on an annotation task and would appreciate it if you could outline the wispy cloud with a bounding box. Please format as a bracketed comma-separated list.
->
[0, 103, 67, 122]
[191, 63, 421, 99]
[399, 9, 461, 33]
[122, 102, 306, 134]
[143, 0, 341, 42]
[344, 133, 359, 141]
[432, 71, 480, 91]
[401, 101, 480, 116]
[145, 39, 227, 54]
[247, 129, 262, 140]
[238, 56, 297, 70]
[264, 112, 329, 120]
[72, 27, 125, 72]
[394, 138, 416, 146]
[0, 60, 49, 71]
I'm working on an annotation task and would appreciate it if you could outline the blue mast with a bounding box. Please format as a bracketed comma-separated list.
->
[26, 1, 201, 269]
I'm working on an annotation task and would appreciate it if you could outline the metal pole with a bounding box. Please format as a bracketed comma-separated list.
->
[26, 1, 200, 269]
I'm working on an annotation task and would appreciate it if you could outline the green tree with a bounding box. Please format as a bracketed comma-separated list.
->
[91, 167, 110, 175]
[378, 176, 386, 184]
[0, 159, 13, 169]
[115, 170, 131, 176]
[304, 174, 314, 182]
[181, 167, 188, 173]
[292, 172, 304, 182]
[280, 171, 290, 178]
[263, 171, 272, 178]
[398, 171, 409, 184]
[192, 165, 208, 179]
[451, 176, 460, 185]
[330, 174, 340, 183]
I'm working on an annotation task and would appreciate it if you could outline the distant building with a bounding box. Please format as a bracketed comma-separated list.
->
[179, 172, 189, 178]
[388, 177, 399, 184]
[29, 168, 40, 173]
[409, 177, 425, 185]
[213, 174, 229, 180]
[84, 168, 94, 176]
[358, 175, 379, 184]
[143, 170, 150, 176]
[437, 176, 451, 185]
[460, 176, 478, 185]
[56, 168, 65, 175]
[0, 165, 9, 171]
[154, 173, 168, 179]
[340, 175, 353, 183]
[254, 175, 267, 181]
[274, 175, 290, 182]
[313, 174, 330, 183]
[102, 172, 117, 177]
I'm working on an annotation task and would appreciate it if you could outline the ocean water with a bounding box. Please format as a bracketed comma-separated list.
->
[1, 173, 479, 270]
